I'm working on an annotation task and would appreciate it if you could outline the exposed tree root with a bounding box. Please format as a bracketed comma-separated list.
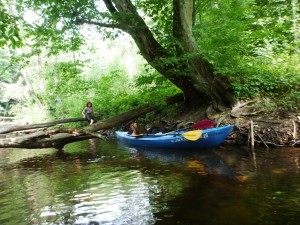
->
[225, 116, 300, 149]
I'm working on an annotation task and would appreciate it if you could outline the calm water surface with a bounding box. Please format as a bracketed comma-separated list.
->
[1, 139, 300, 225]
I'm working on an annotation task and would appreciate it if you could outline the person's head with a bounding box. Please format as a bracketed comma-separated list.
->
[129, 121, 137, 131]
[86, 101, 93, 107]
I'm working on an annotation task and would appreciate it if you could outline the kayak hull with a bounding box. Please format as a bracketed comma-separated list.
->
[116, 125, 233, 149]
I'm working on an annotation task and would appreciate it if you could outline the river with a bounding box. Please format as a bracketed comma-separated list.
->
[1, 139, 300, 225]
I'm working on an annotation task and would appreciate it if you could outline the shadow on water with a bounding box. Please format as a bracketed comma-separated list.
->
[117, 144, 250, 225]
[1, 139, 236, 181]
[119, 144, 237, 180]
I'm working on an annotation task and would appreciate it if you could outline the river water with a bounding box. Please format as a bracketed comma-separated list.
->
[1, 139, 300, 225]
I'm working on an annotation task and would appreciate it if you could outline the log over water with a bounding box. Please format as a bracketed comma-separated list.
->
[0, 94, 184, 149]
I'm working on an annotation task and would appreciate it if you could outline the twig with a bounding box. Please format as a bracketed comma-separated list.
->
[253, 119, 282, 123]
[292, 120, 297, 141]
[231, 100, 255, 112]
[250, 120, 254, 150]
[270, 127, 281, 142]
[256, 141, 288, 147]
[216, 116, 225, 127]
[90, 132, 106, 140]
[231, 100, 256, 118]
[292, 141, 300, 147]
[255, 131, 269, 150]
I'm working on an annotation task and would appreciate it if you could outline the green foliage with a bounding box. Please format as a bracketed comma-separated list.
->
[0, 1, 22, 48]
[134, 64, 181, 106]
[196, 0, 250, 74]
[39, 56, 180, 121]
[0, 49, 20, 83]
[92, 66, 179, 118]
[0, 48, 23, 116]
[136, 0, 174, 49]
[45, 61, 85, 96]
[1, 0, 300, 120]
[196, 0, 300, 111]
[231, 54, 300, 111]
[15, 0, 120, 54]
[247, 0, 295, 53]
[92, 69, 139, 117]
[43, 61, 89, 118]
[196, 0, 297, 73]
[41, 61, 134, 119]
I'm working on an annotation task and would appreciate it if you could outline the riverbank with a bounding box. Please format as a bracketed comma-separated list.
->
[163, 100, 300, 149]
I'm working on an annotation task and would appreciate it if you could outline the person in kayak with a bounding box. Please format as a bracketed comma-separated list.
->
[128, 121, 146, 136]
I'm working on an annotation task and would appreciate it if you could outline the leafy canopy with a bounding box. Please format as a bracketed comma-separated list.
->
[0, 1, 22, 48]
[1, 0, 300, 120]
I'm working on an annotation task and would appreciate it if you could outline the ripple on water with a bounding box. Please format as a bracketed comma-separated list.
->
[34, 168, 157, 225]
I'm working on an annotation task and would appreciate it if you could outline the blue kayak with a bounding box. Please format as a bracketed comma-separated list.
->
[116, 125, 234, 149]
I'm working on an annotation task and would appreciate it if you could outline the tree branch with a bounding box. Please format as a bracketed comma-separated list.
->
[173, 0, 197, 51]
[0, 117, 86, 134]
[74, 17, 124, 30]
[103, 0, 118, 13]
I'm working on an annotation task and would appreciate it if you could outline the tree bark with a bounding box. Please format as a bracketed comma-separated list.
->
[0, 117, 87, 134]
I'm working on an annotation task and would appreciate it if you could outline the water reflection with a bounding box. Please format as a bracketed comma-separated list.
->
[121, 145, 237, 180]
[38, 169, 156, 225]
[0, 141, 191, 225]
[2, 141, 300, 225]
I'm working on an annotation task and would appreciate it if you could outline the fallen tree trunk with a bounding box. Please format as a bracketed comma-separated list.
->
[0, 117, 86, 134]
[0, 93, 184, 149]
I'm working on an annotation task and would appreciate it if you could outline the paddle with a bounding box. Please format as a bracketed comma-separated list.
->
[131, 133, 144, 137]
[130, 129, 203, 141]
[182, 130, 203, 141]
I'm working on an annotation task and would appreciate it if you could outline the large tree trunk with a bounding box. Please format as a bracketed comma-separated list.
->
[172, 0, 235, 110]
[103, 0, 236, 111]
